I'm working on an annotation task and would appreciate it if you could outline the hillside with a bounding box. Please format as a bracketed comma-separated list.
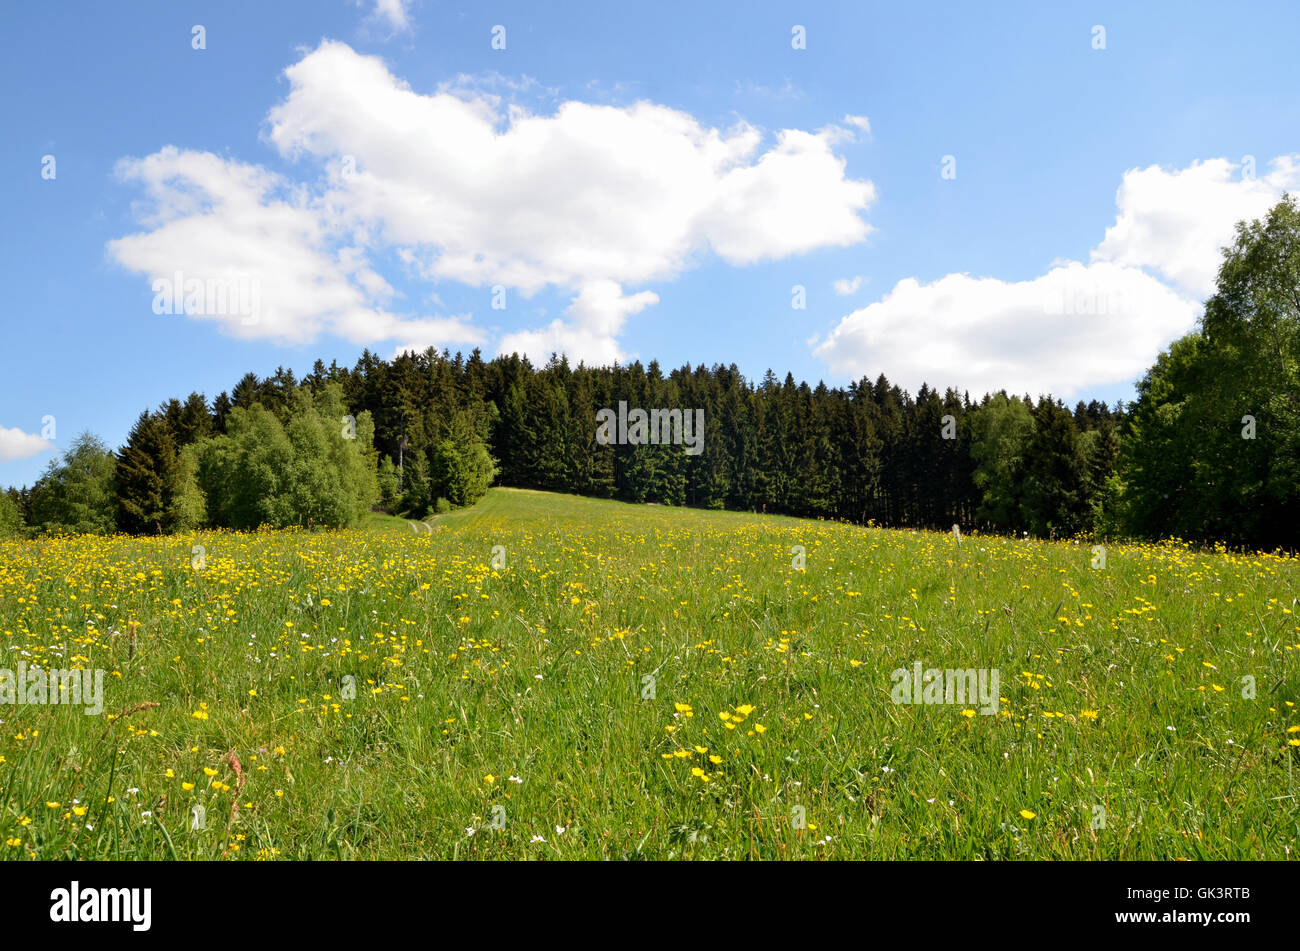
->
[1, 487, 1297, 859]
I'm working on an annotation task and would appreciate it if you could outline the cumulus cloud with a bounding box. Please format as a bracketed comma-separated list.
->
[815, 155, 1300, 398]
[1092, 156, 1300, 299]
[814, 263, 1196, 399]
[265, 42, 873, 285]
[833, 275, 864, 296]
[107, 147, 485, 350]
[498, 280, 659, 365]
[0, 426, 56, 463]
[108, 41, 875, 362]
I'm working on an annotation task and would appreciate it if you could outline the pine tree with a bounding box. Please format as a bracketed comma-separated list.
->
[116, 410, 181, 534]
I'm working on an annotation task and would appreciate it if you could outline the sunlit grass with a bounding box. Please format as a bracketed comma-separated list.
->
[2, 487, 1298, 859]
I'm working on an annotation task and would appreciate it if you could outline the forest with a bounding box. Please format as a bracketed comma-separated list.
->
[3, 196, 1297, 550]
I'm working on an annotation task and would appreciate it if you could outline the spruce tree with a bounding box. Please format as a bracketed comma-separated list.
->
[116, 410, 180, 534]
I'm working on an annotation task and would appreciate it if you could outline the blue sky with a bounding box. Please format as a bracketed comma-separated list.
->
[3, 0, 1299, 489]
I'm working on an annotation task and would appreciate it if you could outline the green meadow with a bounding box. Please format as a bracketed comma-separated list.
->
[2, 488, 1298, 859]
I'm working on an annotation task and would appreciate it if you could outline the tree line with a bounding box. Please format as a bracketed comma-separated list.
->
[3, 197, 1296, 550]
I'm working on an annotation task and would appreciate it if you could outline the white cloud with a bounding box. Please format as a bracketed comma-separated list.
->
[498, 280, 658, 366]
[387, 315, 484, 357]
[0, 426, 56, 463]
[842, 114, 871, 135]
[362, 0, 412, 34]
[815, 155, 1300, 397]
[109, 41, 875, 362]
[833, 275, 864, 296]
[691, 129, 874, 265]
[1092, 156, 1300, 299]
[266, 42, 873, 285]
[814, 263, 1197, 399]
[107, 147, 484, 351]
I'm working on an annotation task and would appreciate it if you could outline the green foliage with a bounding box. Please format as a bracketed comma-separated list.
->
[431, 408, 498, 507]
[161, 392, 213, 446]
[171, 445, 207, 531]
[968, 394, 1034, 530]
[1089, 471, 1127, 540]
[192, 384, 376, 530]
[1020, 397, 1087, 537]
[181, 347, 1120, 539]
[1120, 334, 1207, 539]
[193, 404, 295, 529]
[1121, 195, 1300, 548]
[112, 193, 1300, 551]
[399, 454, 432, 518]
[0, 491, 24, 538]
[116, 410, 181, 534]
[29, 433, 118, 535]
[376, 455, 401, 511]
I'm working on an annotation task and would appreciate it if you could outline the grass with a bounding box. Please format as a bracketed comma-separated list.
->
[1, 486, 1298, 859]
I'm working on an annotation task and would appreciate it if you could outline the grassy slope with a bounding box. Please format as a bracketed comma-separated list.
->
[1, 487, 1298, 859]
